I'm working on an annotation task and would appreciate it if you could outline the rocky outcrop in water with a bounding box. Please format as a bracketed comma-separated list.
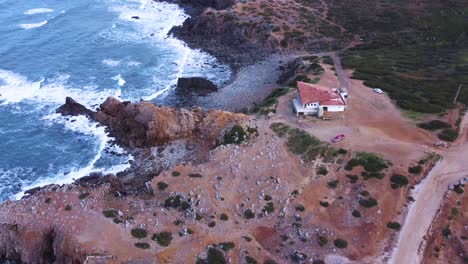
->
[176, 77, 218, 96]
[58, 97, 248, 149]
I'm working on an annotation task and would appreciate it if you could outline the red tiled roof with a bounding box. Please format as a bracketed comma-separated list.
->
[297, 82, 345, 106]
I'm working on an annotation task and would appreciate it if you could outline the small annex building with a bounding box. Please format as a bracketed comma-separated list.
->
[293, 81, 347, 117]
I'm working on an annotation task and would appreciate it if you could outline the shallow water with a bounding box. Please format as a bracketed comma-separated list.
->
[0, 0, 230, 201]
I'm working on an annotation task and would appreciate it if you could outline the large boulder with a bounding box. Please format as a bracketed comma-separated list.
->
[56, 97, 94, 117]
[176, 77, 219, 96]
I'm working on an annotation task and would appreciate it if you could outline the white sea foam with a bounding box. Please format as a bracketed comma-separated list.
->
[20, 20, 48, 29]
[24, 8, 54, 15]
[102, 59, 121, 67]
[12, 114, 133, 200]
[112, 74, 126, 86]
[0, 69, 119, 108]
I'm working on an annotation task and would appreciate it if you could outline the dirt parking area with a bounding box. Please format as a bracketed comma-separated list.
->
[273, 64, 437, 164]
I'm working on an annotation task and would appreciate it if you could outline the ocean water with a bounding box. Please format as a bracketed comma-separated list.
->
[0, 0, 231, 201]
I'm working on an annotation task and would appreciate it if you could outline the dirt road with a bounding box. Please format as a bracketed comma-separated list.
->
[389, 112, 468, 264]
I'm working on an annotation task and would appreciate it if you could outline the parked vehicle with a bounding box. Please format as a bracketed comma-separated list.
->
[373, 88, 383, 94]
[331, 134, 345, 142]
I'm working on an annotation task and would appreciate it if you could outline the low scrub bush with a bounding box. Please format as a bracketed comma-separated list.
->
[220, 213, 229, 221]
[318, 166, 328, 176]
[327, 179, 339, 188]
[359, 197, 378, 208]
[152, 231, 173, 247]
[345, 152, 388, 172]
[352, 209, 362, 218]
[134, 242, 150, 249]
[157, 181, 169, 190]
[408, 165, 423, 174]
[131, 228, 148, 239]
[346, 174, 358, 183]
[262, 202, 275, 213]
[223, 125, 248, 145]
[438, 128, 458, 142]
[244, 209, 255, 219]
[171, 171, 181, 177]
[218, 242, 235, 251]
[317, 235, 328, 246]
[417, 120, 451, 130]
[334, 238, 348, 249]
[319, 201, 329, 207]
[103, 209, 118, 218]
[387, 222, 401, 230]
[390, 174, 409, 188]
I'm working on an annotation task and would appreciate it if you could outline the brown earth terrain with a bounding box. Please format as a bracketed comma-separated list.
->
[2, 54, 465, 263]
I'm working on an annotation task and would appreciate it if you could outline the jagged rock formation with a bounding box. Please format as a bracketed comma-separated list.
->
[57, 97, 248, 149]
[176, 77, 219, 96]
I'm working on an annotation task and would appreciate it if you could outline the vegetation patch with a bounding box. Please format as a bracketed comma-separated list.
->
[417, 120, 451, 130]
[134, 242, 150, 249]
[164, 194, 191, 211]
[387, 222, 401, 230]
[157, 181, 169, 190]
[319, 201, 329, 208]
[152, 231, 173, 247]
[78, 193, 90, 200]
[171, 171, 181, 177]
[188, 173, 203, 178]
[318, 166, 328, 176]
[131, 228, 148, 239]
[390, 174, 409, 189]
[334, 238, 348, 249]
[262, 202, 275, 214]
[317, 235, 328, 246]
[295, 205, 305, 212]
[352, 209, 362, 218]
[223, 125, 248, 145]
[438, 128, 458, 142]
[220, 213, 229, 221]
[408, 165, 423, 174]
[103, 209, 118, 218]
[218, 242, 235, 251]
[359, 197, 378, 208]
[327, 179, 339, 189]
[244, 209, 255, 219]
[346, 174, 358, 183]
[345, 152, 389, 172]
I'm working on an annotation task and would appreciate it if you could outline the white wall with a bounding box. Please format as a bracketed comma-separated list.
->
[323, 105, 345, 112]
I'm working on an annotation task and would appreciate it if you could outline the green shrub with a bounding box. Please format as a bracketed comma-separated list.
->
[64, 205, 72, 211]
[327, 179, 339, 188]
[319, 201, 329, 207]
[387, 222, 401, 230]
[442, 226, 451, 237]
[152, 232, 173, 247]
[286, 128, 321, 155]
[204, 248, 226, 264]
[220, 213, 229, 221]
[164, 195, 191, 211]
[338, 148, 348, 155]
[189, 173, 203, 178]
[390, 174, 409, 188]
[264, 260, 278, 264]
[224, 125, 248, 145]
[438, 128, 458, 142]
[134, 242, 150, 249]
[408, 165, 423, 174]
[173, 219, 184, 226]
[317, 235, 328, 246]
[264, 195, 272, 201]
[352, 209, 362, 218]
[322, 56, 334, 65]
[346, 152, 389, 172]
[346, 174, 358, 183]
[245, 256, 258, 264]
[157, 181, 169, 190]
[359, 197, 378, 208]
[295, 205, 305, 212]
[171, 171, 181, 177]
[244, 209, 255, 219]
[218, 242, 235, 251]
[78, 193, 90, 200]
[131, 228, 148, 239]
[454, 184, 464, 194]
[360, 190, 370, 196]
[334, 238, 348, 249]
[263, 202, 275, 213]
[44, 198, 51, 203]
[103, 209, 118, 218]
[318, 166, 328, 176]
[417, 120, 451, 130]
[208, 221, 216, 228]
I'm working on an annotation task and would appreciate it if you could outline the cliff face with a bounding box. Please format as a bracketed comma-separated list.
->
[58, 97, 249, 149]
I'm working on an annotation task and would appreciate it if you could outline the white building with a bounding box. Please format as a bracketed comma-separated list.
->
[293, 82, 347, 116]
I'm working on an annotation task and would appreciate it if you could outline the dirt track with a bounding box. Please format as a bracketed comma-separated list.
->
[389, 112, 468, 264]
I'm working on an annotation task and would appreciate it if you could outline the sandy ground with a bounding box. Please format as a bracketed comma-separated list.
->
[389, 112, 468, 264]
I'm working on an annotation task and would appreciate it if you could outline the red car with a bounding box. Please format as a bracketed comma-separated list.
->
[331, 134, 345, 142]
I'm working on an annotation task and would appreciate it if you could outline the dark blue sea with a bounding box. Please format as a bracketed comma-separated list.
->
[0, 0, 230, 200]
